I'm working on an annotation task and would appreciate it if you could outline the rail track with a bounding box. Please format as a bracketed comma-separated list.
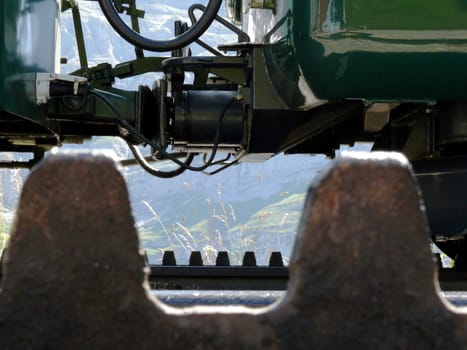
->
[2, 249, 466, 292]
[146, 251, 467, 291]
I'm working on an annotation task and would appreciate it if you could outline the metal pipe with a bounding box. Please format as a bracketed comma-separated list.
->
[70, 2, 88, 68]
[97, 0, 222, 52]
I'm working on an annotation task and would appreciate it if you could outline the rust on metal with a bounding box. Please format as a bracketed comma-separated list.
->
[0, 151, 466, 349]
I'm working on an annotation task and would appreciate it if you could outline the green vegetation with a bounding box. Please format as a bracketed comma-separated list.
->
[0, 164, 23, 258]
[138, 192, 307, 265]
[0, 147, 310, 267]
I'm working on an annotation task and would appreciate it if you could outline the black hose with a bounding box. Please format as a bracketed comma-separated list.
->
[97, 0, 222, 52]
[89, 89, 239, 173]
[126, 142, 194, 178]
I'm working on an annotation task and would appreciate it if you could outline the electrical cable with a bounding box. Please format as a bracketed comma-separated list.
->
[203, 152, 232, 166]
[126, 141, 194, 178]
[97, 0, 222, 52]
[89, 88, 240, 173]
[202, 159, 240, 176]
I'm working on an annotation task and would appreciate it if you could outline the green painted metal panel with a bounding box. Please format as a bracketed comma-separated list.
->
[343, 0, 467, 30]
[261, 0, 467, 108]
[1, 0, 60, 121]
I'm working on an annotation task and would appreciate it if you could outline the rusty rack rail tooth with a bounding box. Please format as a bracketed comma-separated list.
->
[215, 251, 230, 266]
[188, 251, 204, 266]
[242, 251, 257, 266]
[161, 250, 284, 267]
[269, 251, 285, 267]
[4, 152, 467, 348]
[160, 250, 284, 267]
[162, 250, 177, 265]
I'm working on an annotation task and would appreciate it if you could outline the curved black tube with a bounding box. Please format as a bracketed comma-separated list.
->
[97, 0, 222, 52]
[90, 88, 239, 172]
[127, 142, 194, 178]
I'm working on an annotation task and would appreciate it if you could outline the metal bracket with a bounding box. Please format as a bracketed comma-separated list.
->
[249, 0, 275, 12]
[35, 73, 87, 105]
[364, 103, 398, 132]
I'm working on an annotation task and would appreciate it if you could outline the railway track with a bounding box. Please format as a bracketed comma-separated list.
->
[146, 253, 467, 292]
[3, 249, 467, 292]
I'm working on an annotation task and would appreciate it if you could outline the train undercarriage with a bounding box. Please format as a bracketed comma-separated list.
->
[4, 0, 467, 346]
[1, 0, 467, 264]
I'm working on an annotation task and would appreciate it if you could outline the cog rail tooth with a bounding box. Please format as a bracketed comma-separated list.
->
[2, 152, 467, 348]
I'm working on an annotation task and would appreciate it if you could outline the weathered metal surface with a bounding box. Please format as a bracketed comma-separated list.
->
[1, 151, 467, 349]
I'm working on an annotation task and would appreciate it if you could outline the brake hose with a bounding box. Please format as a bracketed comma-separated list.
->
[97, 0, 222, 52]
[126, 142, 195, 178]
[89, 89, 239, 173]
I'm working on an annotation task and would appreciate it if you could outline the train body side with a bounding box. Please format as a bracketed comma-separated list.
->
[0, 0, 60, 121]
[244, 0, 467, 110]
